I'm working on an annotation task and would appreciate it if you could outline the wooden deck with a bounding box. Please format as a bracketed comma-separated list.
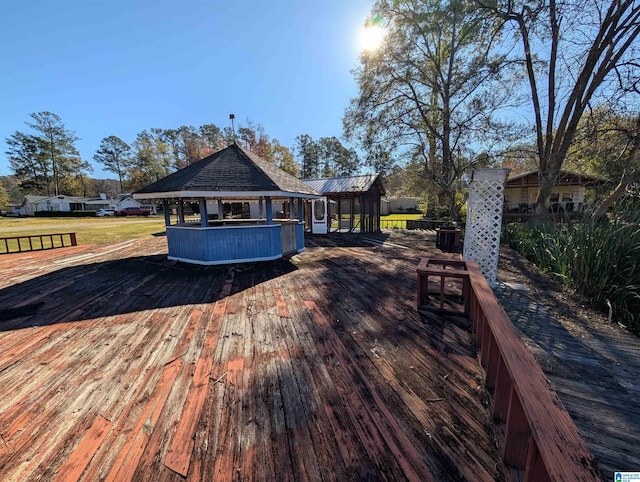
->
[0, 234, 506, 481]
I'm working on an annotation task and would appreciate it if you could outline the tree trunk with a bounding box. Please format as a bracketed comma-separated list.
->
[532, 168, 557, 222]
[449, 190, 458, 221]
[591, 172, 629, 224]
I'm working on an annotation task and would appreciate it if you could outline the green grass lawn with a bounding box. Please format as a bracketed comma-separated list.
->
[380, 213, 424, 220]
[0, 216, 167, 245]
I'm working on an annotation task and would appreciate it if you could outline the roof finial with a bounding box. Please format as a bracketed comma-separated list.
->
[229, 114, 236, 144]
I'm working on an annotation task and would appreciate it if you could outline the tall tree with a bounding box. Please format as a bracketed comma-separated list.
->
[317, 137, 360, 177]
[0, 176, 23, 205]
[480, 0, 640, 220]
[129, 131, 173, 191]
[5, 131, 51, 194]
[93, 136, 132, 194]
[294, 134, 321, 178]
[26, 112, 82, 196]
[345, 0, 514, 219]
[160, 125, 221, 169]
[0, 183, 8, 211]
[271, 140, 299, 176]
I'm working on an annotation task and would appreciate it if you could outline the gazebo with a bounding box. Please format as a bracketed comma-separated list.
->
[302, 174, 385, 233]
[133, 143, 320, 265]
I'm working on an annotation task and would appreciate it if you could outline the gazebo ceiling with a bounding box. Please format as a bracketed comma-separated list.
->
[133, 143, 320, 200]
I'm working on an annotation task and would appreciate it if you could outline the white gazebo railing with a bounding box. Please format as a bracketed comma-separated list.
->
[463, 169, 510, 286]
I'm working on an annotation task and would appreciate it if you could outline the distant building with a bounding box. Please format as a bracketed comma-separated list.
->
[503, 170, 606, 217]
[11, 193, 156, 216]
[382, 197, 420, 215]
[302, 174, 385, 233]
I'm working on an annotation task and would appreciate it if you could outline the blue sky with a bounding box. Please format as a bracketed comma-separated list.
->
[0, 0, 373, 178]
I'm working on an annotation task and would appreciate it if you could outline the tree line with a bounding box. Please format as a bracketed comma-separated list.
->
[2, 114, 360, 204]
[346, 0, 640, 220]
[4, 0, 639, 219]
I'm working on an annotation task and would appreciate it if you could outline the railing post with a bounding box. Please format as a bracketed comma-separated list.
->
[70, 232, 77, 246]
[503, 386, 531, 468]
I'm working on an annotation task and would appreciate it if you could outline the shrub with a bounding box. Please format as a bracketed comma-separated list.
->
[503, 216, 640, 335]
[34, 210, 96, 218]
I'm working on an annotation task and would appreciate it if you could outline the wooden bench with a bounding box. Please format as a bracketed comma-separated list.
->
[435, 227, 461, 251]
[416, 258, 470, 315]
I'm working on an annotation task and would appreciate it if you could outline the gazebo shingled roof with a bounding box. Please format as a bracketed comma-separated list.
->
[134, 143, 319, 198]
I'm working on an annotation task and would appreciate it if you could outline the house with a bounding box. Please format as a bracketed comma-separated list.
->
[302, 174, 385, 233]
[12, 193, 156, 216]
[13, 195, 88, 216]
[503, 170, 606, 216]
[116, 195, 157, 215]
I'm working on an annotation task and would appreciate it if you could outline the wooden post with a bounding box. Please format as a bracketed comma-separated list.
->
[298, 198, 304, 221]
[163, 200, 171, 226]
[259, 197, 264, 219]
[503, 386, 531, 468]
[200, 198, 209, 227]
[177, 201, 185, 223]
[218, 198, 224, 220]
[266, 196, 273, 224]
[70, 233, 77, 246]
[350, 197, 355, 232]
[492, 356, 511, 421]
[289, 197, 295, 219]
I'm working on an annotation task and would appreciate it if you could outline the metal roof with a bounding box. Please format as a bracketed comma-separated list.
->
[302, 174, 384, 195]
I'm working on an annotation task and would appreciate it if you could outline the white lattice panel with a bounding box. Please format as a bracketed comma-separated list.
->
[463, 169, 510, 286]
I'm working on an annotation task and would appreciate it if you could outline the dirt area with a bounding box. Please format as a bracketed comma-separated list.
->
[496, 243, 618, 337]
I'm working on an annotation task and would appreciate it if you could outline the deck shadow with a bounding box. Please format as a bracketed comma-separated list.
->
[0, 254, 297, 331]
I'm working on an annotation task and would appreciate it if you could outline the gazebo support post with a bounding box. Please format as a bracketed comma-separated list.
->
[289, 197, 295, 220]
[163, 200, 171, 226]
[217, 198, 224, 220]
[177, 201, 185, 224]
[259, 197, 264, 219]
[200, 198, 209, 227]
[266, 196, 273, 224]
[298, 198, 304, 221]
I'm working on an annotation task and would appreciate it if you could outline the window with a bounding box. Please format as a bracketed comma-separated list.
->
[549, 193, 559, 203]
[314, 200, 325, 220]
[562, 192, 574, 201]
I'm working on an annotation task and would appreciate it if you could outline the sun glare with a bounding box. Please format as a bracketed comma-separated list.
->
[359, 24, 385, 51]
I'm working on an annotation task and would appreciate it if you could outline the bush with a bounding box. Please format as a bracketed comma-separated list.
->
[34, 210, 97, 218]
[503, 216, 640, 335]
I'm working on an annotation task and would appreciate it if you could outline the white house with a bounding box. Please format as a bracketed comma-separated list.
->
[12, 193, 157, 216]
[14, 195, 87, 216]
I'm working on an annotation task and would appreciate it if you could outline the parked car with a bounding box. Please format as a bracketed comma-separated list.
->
[114, 206, 152, 216]
[96, 208, 115, 217]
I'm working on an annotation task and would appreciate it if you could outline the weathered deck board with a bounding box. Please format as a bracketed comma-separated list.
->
[0, 233, 612, 480]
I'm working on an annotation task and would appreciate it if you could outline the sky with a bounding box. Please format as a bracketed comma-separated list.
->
[0, 0, 374, 178]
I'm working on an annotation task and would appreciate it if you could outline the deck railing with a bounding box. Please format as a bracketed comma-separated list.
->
[0, 233, 77, 255]
[417, 258, 600, 480]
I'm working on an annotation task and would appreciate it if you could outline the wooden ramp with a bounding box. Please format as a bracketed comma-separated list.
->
[0, 235, 512, 480]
